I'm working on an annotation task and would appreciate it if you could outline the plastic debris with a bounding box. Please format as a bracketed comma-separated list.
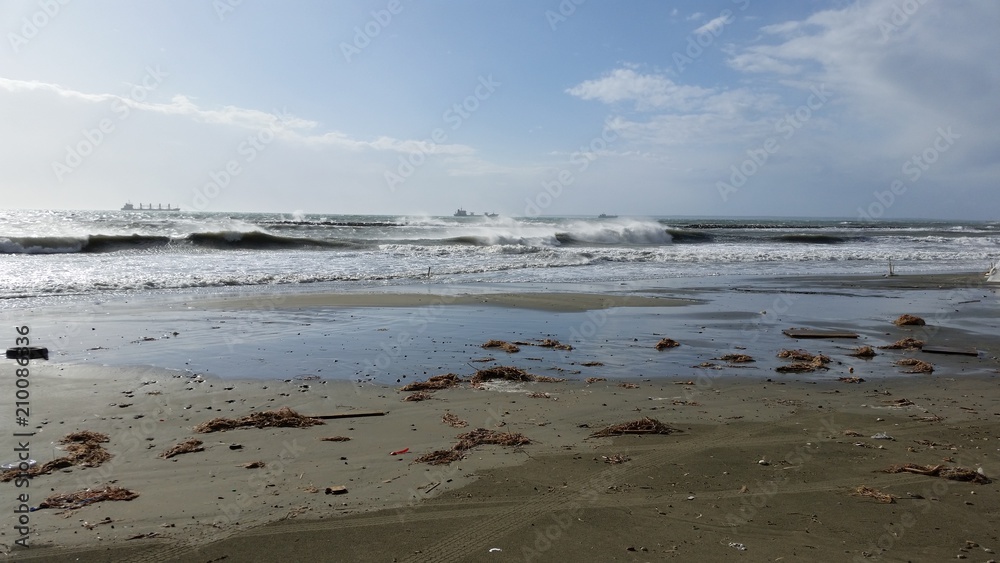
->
[1, 459, 36, 470]
[729, 542, 747, 551]
[871, 432, 895, 441]
[488, 548, 502, 553]
[390, 448, 410, 455]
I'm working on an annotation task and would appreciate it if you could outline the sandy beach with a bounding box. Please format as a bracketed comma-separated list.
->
[2, 273, 998, 562]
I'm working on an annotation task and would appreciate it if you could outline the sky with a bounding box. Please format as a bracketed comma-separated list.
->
[1, 0, 997, 219]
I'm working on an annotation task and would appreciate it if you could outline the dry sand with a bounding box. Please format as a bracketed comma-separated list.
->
[2, 273, 998, 562]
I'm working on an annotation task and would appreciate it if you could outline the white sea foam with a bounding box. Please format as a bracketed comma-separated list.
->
[0, 210, 995, 300]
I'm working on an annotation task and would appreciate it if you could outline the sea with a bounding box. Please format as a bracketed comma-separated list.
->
[2, 209, 997, 306]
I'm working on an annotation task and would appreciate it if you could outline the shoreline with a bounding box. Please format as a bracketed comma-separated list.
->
[1, 271, 997, 561]
[9, 271, 994, 384]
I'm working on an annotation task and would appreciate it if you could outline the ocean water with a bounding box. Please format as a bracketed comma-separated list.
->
[1, 209, 997, 305]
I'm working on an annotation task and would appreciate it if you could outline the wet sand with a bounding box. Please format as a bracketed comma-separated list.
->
[2, 272, 998, 561]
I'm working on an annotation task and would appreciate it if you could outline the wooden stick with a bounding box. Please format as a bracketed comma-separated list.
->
[306, 411, 385, 420]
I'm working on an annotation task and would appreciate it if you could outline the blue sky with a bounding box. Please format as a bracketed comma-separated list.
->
[1, 0, 997, 219]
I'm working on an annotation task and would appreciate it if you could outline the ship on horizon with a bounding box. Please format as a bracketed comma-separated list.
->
[454, 208, 498, 218]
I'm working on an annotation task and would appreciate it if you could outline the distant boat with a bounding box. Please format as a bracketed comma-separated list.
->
[484, 212, 498, 218]
[122, 202, 180, 211]
[598, 214, 618, 219]
[454, 208, 475, 217]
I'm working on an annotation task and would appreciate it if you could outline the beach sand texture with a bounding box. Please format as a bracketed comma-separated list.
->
[2, 274, 998, 562]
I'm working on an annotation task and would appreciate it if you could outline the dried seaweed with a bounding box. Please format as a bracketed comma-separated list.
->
[242, 460, 266, 469]
[881, 463, 990, 484]
[160, 439, 204, 459]
[39, 486, 139, 510]
[775, 361, 824, 373]
[880, 337, 925, 350]
[194, 406, 324, 433]
[66, 442, 113, 466]
[403, 391, 432, 402]
[415, 428, 532, 465]
[775, 350, 830, 373]
[654, 338, 680, 350]
[849, 346, 877, 358]
[414, 449, 464, 465]
[602, 454, 631, 464]
[533, 375, 566, 383]
[441, 412, 468, 428]
[580, 361, 604, 367]
[838, 376, 865, 383]
[61, 431, 110, 445]
[894, 314, 926, 326]
[882, 398, 914, 407]
[590, 417, 680, 438]
[618, 382, 639, 389]
[482, 340, 520, 353]
[777, 349, 830, 364]
[895, 358, 934, 373]
[455, 428, 531, 450]
[719, 354, 755, 363]
[1, 431, 113, 482]
[321, 436, 351, 442]
[536, 338, 573, 350]
[470, 366, 533, 384]
[526, 392, 551, 399]
[585, 377, 607, 383]
[400, 373, 463, 392]
[851, 485, 896, 503]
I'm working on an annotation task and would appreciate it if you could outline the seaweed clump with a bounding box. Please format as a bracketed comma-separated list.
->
[194, 407, 324, 433]
[589, 417, 680, 438]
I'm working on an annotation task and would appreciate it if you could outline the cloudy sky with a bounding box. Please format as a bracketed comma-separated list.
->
[1, 1, 997, 219]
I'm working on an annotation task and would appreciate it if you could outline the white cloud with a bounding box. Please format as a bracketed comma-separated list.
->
[566, 68, 715, 112]
[0, 77, 474, 157]
[693, 14, 730, 36]
[727, 53, 799, 74]
[760, 20, 801, 35]
[726, 0, 1000, 157]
